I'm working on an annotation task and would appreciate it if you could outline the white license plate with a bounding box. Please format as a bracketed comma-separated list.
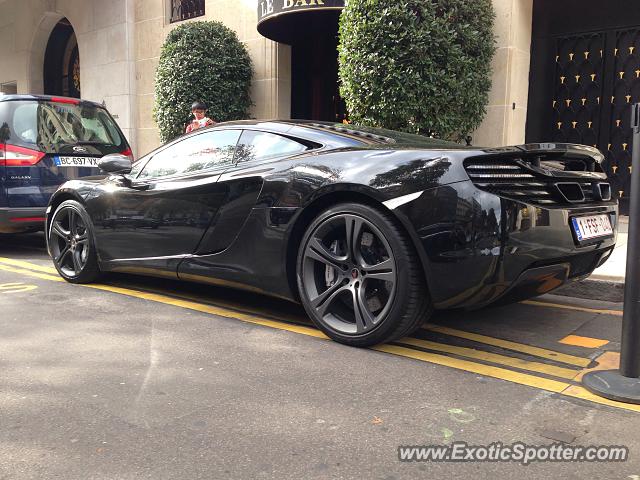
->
[53, 156, 99, 167]
[571, 214, 613, 242]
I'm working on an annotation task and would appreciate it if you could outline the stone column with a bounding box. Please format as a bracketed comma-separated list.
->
[472, 0, 533, 147]
[73, 0, 137, 154]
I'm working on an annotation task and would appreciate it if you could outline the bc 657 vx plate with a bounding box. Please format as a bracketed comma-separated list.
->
[54, 156, 99, 167]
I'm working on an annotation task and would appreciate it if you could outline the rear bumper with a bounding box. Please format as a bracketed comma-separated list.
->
[0, 207, 47, 233]
[489, 248, 613, 306]
[393, 180, 618, 309]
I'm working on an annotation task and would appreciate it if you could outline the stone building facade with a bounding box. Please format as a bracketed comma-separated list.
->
[1, 0, 638, 210]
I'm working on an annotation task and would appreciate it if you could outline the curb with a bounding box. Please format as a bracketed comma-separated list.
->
[554, 277, 625, 303]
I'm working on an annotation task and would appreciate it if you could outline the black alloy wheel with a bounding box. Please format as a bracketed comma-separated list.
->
[49, 200, 101, 283]
[297, 203, 432, 347]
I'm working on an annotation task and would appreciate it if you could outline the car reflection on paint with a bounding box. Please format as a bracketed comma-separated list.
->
[101, 214, 161, 230]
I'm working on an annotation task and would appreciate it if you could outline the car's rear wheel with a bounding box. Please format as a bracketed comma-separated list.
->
[297, 202, 432, 347]
[49, 200, 101, 283]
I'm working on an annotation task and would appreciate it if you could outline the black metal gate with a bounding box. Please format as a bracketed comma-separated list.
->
[551, 28, 640, 214]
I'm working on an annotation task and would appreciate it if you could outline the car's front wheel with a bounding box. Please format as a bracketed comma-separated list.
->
[297, 202, 432, 347]
[48, 200, 101, 283]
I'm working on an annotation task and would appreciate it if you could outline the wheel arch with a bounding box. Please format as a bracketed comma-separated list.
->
[285, 189, 431, 302]
[46, 190, 86, 226]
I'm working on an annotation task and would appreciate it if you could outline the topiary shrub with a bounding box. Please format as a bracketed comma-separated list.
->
[338, 0, 495, 141]
[154, 21, 253, 143]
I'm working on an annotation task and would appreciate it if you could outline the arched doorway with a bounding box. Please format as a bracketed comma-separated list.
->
[43, 18, 80, 98]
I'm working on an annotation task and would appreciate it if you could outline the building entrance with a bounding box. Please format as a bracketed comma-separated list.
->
[43, 18, 80, 98]
[257, 1, 346, 122]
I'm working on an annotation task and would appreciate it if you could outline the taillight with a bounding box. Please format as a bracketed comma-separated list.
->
[50, 97, 80, 105]
[120, 147, 134, 161]
[0, 144, 46, 166]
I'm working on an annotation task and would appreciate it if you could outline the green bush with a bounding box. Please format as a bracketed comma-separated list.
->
[154, 21, 253, 143]
[338, 0, 495, 141]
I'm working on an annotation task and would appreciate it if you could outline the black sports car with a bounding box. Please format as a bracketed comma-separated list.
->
[46, 121, 618, 346]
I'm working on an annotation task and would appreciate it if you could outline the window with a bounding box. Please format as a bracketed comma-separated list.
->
[1, 100, 127, 155]
[235, 130, 309, 163]
[12, 103, 38, 144]
[138, 129, 241, 179]
[169, 0, 205, 23]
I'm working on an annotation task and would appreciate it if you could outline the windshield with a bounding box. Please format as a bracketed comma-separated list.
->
[0, 100, 128, 155]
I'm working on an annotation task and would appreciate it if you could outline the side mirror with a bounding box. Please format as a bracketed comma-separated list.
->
[99, 154, 132, 174]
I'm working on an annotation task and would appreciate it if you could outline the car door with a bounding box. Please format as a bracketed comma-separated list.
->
[92, 129, 241, 273]
[192, 129, 311, 254]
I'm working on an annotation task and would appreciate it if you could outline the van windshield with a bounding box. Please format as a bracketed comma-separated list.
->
[0, 100, 128, 155]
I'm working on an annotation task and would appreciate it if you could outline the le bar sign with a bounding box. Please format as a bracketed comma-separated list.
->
[258, 0, 345, 22]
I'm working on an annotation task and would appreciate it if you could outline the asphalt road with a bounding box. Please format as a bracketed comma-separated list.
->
[0, 233, 639, 479]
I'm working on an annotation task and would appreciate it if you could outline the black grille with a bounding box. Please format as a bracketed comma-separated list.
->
[464, 158, 610, 206]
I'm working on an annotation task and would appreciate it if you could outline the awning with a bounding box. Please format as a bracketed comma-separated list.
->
[257, 0, 345, 44]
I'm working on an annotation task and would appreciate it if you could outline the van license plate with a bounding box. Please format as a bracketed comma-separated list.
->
[54, 156, 99, 167]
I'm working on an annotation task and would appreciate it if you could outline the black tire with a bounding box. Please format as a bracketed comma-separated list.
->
[48, 200, 101, 283]
[296, 202, 432, 347]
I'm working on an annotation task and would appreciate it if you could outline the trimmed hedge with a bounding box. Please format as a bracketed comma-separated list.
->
[154, 21, 253, 143]
[338, 0, 496, 141]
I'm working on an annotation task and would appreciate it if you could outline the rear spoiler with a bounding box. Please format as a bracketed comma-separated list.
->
[482, 143, 605, 164]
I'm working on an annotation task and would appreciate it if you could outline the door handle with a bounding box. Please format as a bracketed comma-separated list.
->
[129, 182, 151, 191]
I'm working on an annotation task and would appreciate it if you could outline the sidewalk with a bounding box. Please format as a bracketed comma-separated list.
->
[591, 216, 628, 282]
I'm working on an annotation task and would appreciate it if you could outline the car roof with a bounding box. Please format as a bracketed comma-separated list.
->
[194, 120, 369, 149]
[0, 93, 104, 108]
[214, 119, 469, 149]
[216, 119, 394, 142]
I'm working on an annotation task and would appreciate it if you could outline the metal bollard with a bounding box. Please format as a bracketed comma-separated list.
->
[583, 103, 640, 403]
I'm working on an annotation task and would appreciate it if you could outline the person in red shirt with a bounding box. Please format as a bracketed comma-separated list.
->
[185, 101, 215, 133]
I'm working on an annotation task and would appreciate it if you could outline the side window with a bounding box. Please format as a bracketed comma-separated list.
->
[235, 130, 308, 163]
[138, 129, 241, 179]
[12, 103, 38, 145]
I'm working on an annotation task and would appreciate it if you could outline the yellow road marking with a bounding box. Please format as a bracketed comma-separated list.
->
[573, 351, 620, 382]
[425, 325, 591, 368]
[3, 257, 640, 413]
[0, 282, 38, 293]
[0, 257, 309, 325]
[114, 281, 309, 326]
[375, 346, 640, 413]
[89, 283, 328, 339]
[521, 299, 623, 317]
[559, 334, 610, 349]
[0, 264, 64, 282]
[397, 337, 579, 380]
[562, 385, 640, 413]
[374, 345, 570, 392]
[0, 263, 326, 337]
[0, 257, 58, 274]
